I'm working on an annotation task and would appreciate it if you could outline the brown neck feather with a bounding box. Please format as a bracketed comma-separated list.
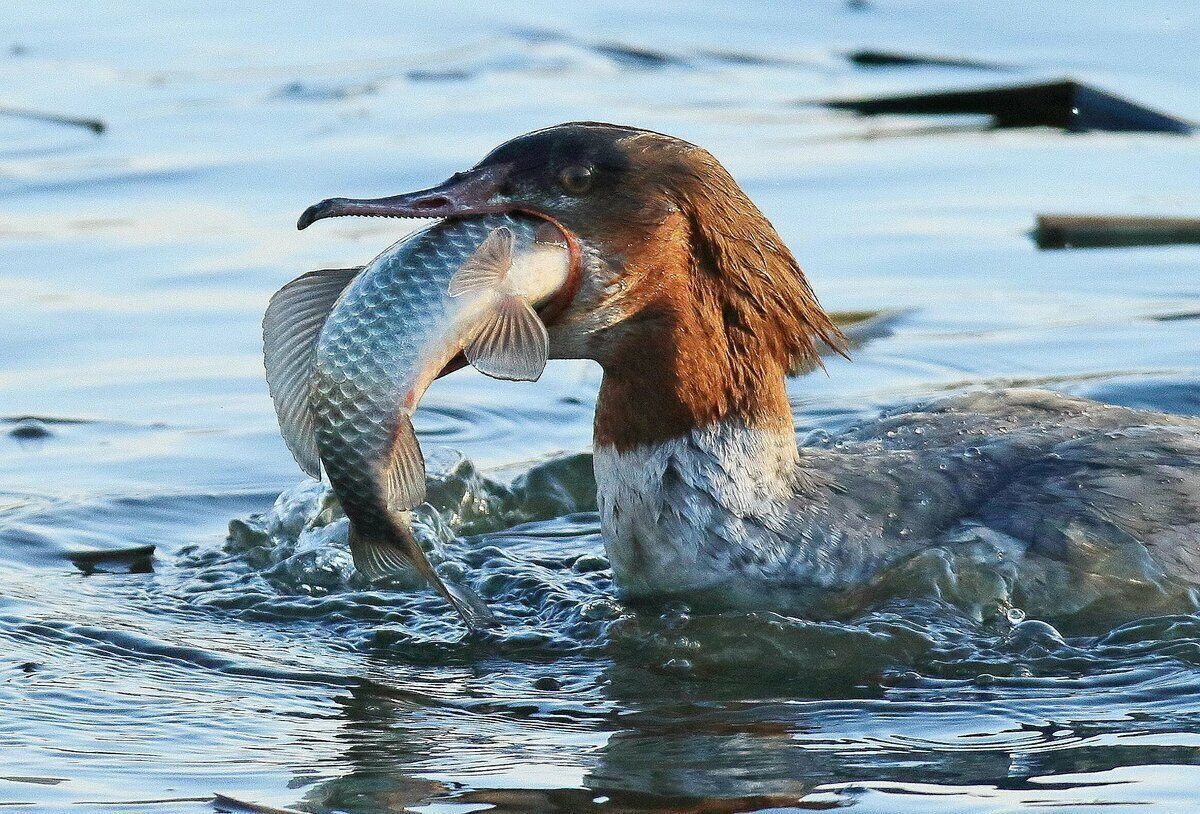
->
[593, 148, 845, 451]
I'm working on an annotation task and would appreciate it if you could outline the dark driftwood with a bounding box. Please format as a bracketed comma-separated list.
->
[0, 105, 105, 133]
[847, 50, 1003, 70]
[67, 545, 155, 573]
[1035, 215, 1200, 249]
[822, 80, 1193, 134]
[212, 794, 305, 814]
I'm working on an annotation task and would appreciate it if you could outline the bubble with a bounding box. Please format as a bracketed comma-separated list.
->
[580, 598, 622, 621]
[661, 657, 694, 674]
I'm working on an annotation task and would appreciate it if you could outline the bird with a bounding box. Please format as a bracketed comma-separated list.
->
[298, 122, 1200, 624]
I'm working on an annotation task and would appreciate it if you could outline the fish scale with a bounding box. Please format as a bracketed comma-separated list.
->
[313, 214, 544, 497]
[290, 212, 564, 626]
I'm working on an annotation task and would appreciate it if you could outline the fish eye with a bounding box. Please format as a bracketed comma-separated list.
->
[558, 164, 593, 195]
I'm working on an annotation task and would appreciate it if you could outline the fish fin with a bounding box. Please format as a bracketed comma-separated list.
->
[263, 267, 361, 478]
[448, 226, 514, 297]
[441, 577, 500, 630]
[380, 415, 426, 512]
[349, 522, 499, 630]
[464, 295, 549, 381]
[348, 523, 416, 580]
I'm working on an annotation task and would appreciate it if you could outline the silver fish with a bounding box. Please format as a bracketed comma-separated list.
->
[263, 213, 573, 628]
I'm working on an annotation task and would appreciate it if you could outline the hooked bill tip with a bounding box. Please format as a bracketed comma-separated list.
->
[297, 199, 334, 230]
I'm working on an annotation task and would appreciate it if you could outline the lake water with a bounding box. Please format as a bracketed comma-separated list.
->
[2, 2, 1199, 812]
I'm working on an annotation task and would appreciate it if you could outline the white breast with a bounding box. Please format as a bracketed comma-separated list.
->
[592, 419, 801, 598]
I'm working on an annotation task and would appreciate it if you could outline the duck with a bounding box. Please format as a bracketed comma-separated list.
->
[298, 122, 1200, 623]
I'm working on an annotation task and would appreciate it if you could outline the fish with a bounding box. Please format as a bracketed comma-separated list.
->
[263, 213, 575, 628]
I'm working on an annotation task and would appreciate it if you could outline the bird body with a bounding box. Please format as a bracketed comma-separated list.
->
[297, 122, 1200, 622]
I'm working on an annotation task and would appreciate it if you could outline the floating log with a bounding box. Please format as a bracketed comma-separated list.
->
[847, 50, 1003, 70]
[212, 794, 305, 814]
[0, 105, 105, 133]
[823, 79, 1193, 134]
[67, 545, 155, 573]
[1034, 214, 1200, 249]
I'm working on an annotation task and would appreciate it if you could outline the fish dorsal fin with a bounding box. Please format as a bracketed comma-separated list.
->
[448, 226, 514, 296]
[262, 267, 361, 478]
[465, 296, 549, 381]
[380, 415, 426, 511]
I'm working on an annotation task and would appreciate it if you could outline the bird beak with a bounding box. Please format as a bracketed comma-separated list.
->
[297, 164, 511, 230]
[298, 161, 584, 379]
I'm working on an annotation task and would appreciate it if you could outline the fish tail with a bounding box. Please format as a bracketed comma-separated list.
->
[347, 517, 498, 631]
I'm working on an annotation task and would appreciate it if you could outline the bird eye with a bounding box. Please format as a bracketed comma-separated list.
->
[558, 165, 593, 195]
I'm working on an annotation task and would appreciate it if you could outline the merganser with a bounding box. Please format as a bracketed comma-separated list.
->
[299, 123, 1200, 622]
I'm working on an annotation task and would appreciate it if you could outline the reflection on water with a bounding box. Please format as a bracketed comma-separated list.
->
[2, 1, 1199, 812]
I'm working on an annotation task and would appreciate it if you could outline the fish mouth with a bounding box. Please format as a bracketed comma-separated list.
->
[297, 164, 583, 334]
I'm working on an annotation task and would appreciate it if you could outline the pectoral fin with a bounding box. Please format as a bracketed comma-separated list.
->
[448, 226, 550, 381]
[448, 226, 514, 297]
[464, 295, 549, 381]
[380, 415, 426, 511]
[263, 267, 361, 477]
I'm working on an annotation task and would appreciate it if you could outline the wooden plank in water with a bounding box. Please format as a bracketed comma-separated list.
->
[0, 105, 105, 133]
[822, 80, 1193, 134]
[67, 544, 155, 573]
[847, 49, 1003, 70]
[1035, 215, 1200, 250]
[212, 793, 305, 814]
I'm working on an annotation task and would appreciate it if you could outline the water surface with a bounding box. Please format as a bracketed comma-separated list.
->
[2, 2, 1199, 812]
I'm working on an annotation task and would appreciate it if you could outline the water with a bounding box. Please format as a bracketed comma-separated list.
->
[2, 2, 1199, 811]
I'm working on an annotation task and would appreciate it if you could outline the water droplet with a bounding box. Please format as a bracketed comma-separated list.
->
[1006, 607, 1026, 625]
[572, 554, 610, 574]
[580, 598, 621, 621]
[662, 657, 693, 673]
